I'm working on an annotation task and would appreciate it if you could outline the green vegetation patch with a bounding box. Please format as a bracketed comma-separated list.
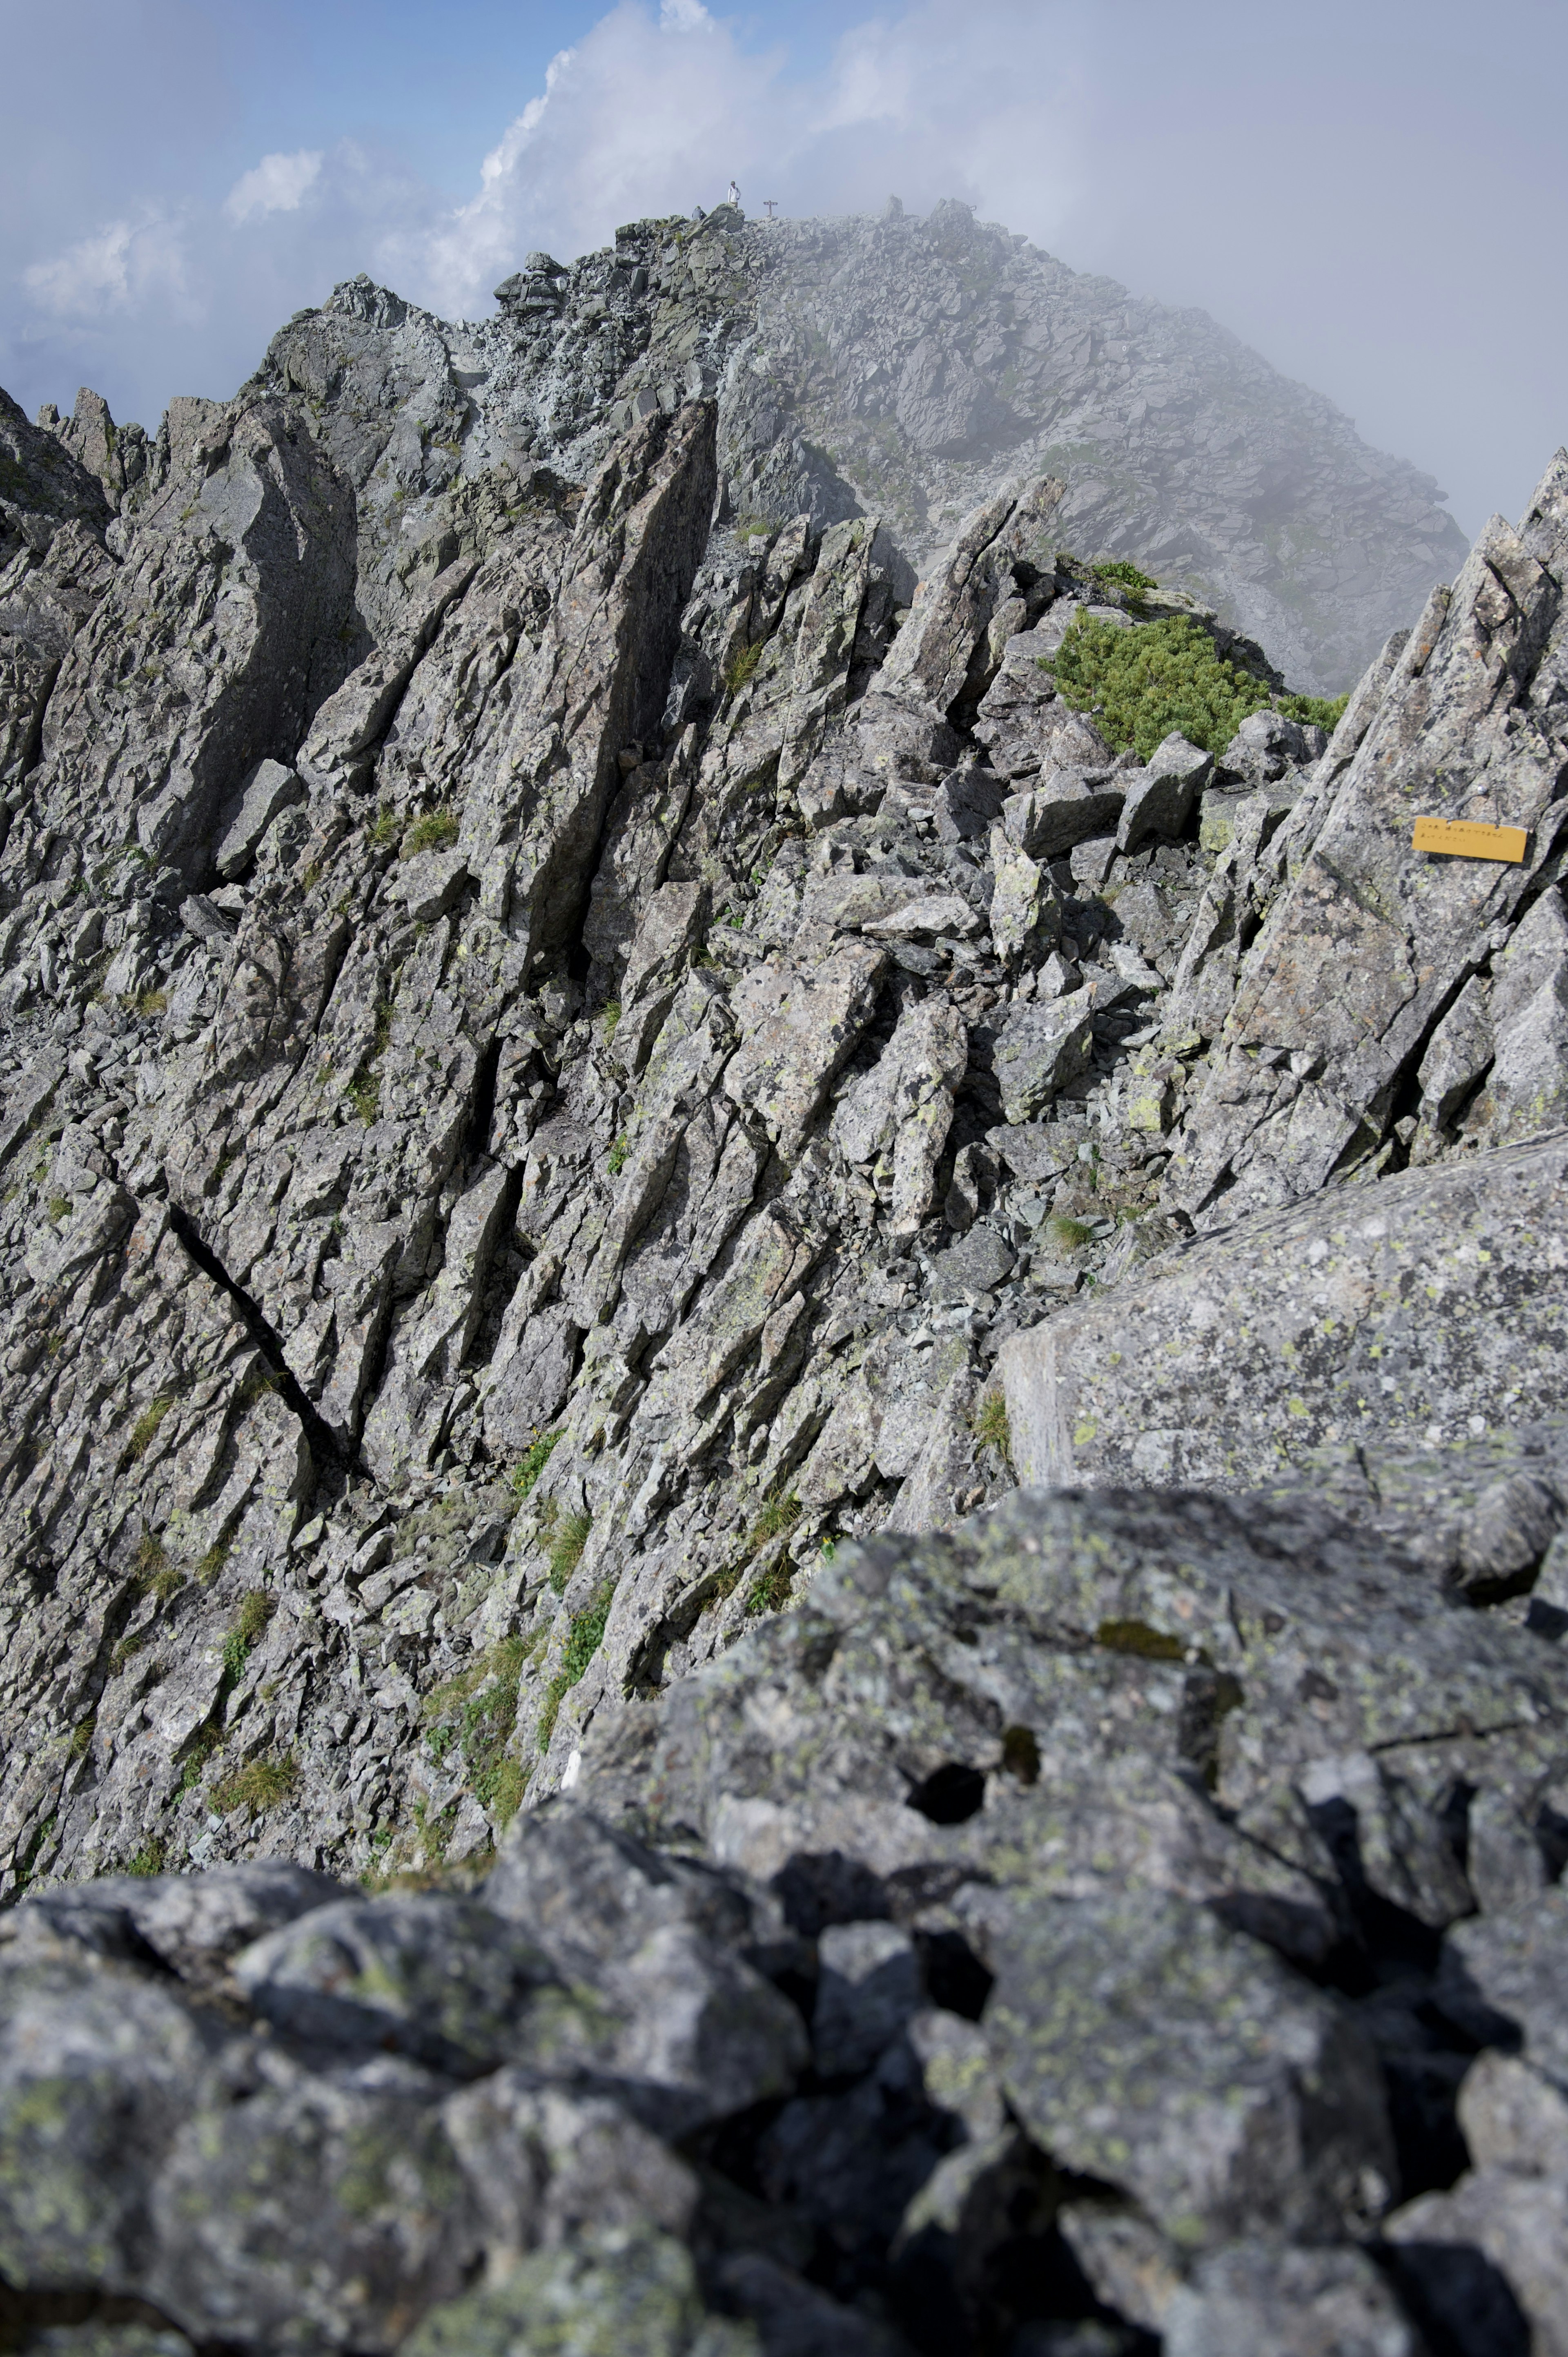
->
[1044, 605, 1353, 763]
[403, 807, 460, 857]
[548, 1508, 593, 1593]
[211, 1753, 299, 1816]
[971, 1390, 1012, 1465]
[1279, 688, 1351, 733]
[1096, 1617, 1187, 1662]
[511, 1429, 562, 1501]
[124, 1394, 176, 1466]
[222, 1588, 275, 1680]
[748, 1491, 802, 1555]
[744, 1561, 793, 1616]
[723, 639, 765, 697]
[1046, 611, 1276, 762]
[537, 1586, 615, 1752]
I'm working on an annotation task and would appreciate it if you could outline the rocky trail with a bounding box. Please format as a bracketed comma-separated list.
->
[0, 199, 1566, 2355]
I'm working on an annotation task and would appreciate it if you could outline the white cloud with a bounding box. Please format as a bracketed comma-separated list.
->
[379, 0, 1083, 322]
[22, 210, 194, 320]
[224, 149, 325, 226]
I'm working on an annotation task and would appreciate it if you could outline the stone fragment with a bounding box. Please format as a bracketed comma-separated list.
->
[1435, 1887, 1568, 2084]
[1384, 2174, 1564, 2357]
[1467, 885, 1568, 1146]
[1162, 2239, 1422, 2357]
[1116, 732, 1211, 852]
[984, 1891, 1393, 2246]
[927, 1224, 1015, 1301]
[987, 828, 1060, 965]
[991, 996, 1095, 1122]
[214, 759, 306, 880]
[724, 937, 887, 1153]
[442, 2073, 698, 2262]
[830, 995, 967, 1234]
[145, 2070, 481, 2354]
[483, 1803, 807, 2130]
[113, 1860, 342, 1984]
[1417, 972, 1493, 1129]
[0, 1947, 225, 2291]
[1003, 769, 1124, 859]
[864, 892, 983, 943]
[385, 847, 471, 925]
[178, 893, 234, 945]
[1068, 832, 1119, 891]
[1218, 709, 1311, 784]
[1056, 2202, 1183, 2333]
[933, 767, 1007, 842]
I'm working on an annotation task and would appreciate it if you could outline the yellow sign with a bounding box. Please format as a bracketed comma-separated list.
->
[1412, 815, 1528, 863]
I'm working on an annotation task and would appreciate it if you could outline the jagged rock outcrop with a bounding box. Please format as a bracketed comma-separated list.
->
[0, 203, 1566, 2355]
[105, 203, 1465, 696]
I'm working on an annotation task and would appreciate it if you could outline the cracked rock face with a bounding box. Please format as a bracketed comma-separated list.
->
[0, 202, 1566, 2355]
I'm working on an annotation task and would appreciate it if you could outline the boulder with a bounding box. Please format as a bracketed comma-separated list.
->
[991, 996, 1095, 1122]
[1000, 1128, 1568, 1494]
[1003, 769, 1125, 859]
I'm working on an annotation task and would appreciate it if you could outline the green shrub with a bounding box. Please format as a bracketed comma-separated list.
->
[347, 1069, 381, 1125]
[1047, 611, 1276, 762]
[125, 1395, 175, 1465]
[744, 1562, 793, 1615]
[972, 1391, 1011, 1463]
[369, 805, 402, 850]
[511, 1429, 562, 1501]
[548, 1509, 593, 1593]
[134, 1531, 184, 1601]
[403, 808, 459, 857]
[222, 1589, 274, 1680]
[196, 1530, 232, 1586]
[1278, 689, 1351, 734]
[602, 1000, 622, 1041]
[748, 1491, 801, 1554]
[562, 1589, 612, 1681]
[607, 1134, 630, 1175]
[211, 1753, 298, 1815]
[1045, 1214, 1095, 1253]
[1087, 557, 1158, 597]
[461, 1664, 526, 1824]
[178, 1726, 223, 1793]
[723, 640, 765, 696]
[127, 1836, 167, 1877]
[47, 1195, 72, 1224]
[537, 1587, 614, 1750]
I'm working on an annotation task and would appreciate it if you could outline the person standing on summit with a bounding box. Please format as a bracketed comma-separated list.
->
[727, 179, 740, 208]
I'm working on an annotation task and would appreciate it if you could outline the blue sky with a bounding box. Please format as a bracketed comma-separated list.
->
[4, 0, 1566, 538]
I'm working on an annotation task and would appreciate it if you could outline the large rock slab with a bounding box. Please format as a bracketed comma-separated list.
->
[1168, 454, 1568, 1220]
[1000, 1129, 1568, 1493]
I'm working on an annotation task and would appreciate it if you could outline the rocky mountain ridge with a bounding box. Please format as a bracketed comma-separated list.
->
[0, 201, 1565, 2356]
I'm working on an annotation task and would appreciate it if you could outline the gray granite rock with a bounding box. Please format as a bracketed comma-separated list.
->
[1001, 1128, 1568, 1494]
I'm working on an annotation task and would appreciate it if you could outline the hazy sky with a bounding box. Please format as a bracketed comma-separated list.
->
[4, 0, 1564, 539]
